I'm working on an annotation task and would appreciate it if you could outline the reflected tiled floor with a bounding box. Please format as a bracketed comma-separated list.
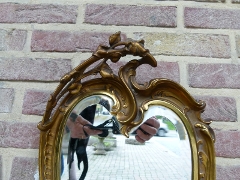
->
[61, 132, 191, 180]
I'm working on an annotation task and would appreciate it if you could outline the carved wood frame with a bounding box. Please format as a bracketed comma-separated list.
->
[38, 32, 216, 180]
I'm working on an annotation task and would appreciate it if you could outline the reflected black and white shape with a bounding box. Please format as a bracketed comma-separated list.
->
[61, 95, 116, 180]
[61, 97, 191, 180]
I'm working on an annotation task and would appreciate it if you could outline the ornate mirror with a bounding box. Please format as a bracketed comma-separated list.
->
[38, 32, 216, 180]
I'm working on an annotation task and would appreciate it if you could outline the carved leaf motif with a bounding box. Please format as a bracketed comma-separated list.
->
[127, 41, 148, 56]
[153, 90, 164, 97]
[68, 83, 82, 94]
[198, 151, 209, 179]
[109, 52, 122, 62]
[195, 123, 214, 141]
[100, 63, 114, 78]
[109, 31, 121, 46]
[199, 151, 209, 168]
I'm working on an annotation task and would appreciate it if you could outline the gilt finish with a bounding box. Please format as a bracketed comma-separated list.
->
[38, 32, 216, 180]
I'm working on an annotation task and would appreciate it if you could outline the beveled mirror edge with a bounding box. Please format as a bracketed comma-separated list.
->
[142, 100, 197, 179]
[38, 92, 118, 180]
[38, 32, 216, 180]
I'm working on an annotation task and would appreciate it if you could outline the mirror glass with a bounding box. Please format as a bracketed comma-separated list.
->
[61, 95, 191, 180]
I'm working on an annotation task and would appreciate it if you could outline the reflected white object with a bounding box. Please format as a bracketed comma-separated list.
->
[61, 103, 192, 180]
[34, 168, 39, 180]
[130, 105, 179, 133]
[143, 105, 179, 125]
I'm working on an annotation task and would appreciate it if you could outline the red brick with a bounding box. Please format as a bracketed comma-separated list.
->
[31, 30, 126, 52]
[0, 88, 14, 113]
[134, 33, 230, 58]
[0, 57, 71, 81]
[216, 165, 240, 180]
[194, 0, 224, 1]
[0, 29, 27, 51]
[0, 121, 39, 149]
[215, 130, 240, 158]
[21, 62, 177, 116]
[0, 155, 2, 180]
[185, 7, 240, 29]
[135, 61, 180, 83]
[22, 89, 51, 116]
[0, 3, 77, 23]
[189, 64, 240, 88]
[102, 60, 179, 84]
[195, 96, 237, 122]
[235, 35, 240, 58]
[84, 4, 176, 27]
[10, 157, 38, 180]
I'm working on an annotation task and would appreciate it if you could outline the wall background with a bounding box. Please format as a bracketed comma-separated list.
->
[0, 0, 240, 179]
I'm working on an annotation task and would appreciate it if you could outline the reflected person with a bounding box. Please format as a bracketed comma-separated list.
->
[67, 113, 160, 143]
[64, 112, 160, 180]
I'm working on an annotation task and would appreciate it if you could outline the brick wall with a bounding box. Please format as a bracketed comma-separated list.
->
[0, 0, 240, 179]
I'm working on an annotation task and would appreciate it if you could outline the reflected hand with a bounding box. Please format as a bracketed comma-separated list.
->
[135, 117, 160, 143]
[67, 114, 102, 139]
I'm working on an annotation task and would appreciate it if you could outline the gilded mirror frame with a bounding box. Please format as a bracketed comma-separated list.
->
[38, 32, 216, 180]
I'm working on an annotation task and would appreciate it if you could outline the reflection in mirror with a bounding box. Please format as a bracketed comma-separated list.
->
[61, 100, 191, 180]
[61, 95, 119, 179]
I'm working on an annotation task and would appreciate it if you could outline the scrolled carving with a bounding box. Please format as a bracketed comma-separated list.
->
[195, 123, 216, 179]
[38, 32, 216, 180]
[38, 31, 156, 134]
[195, 123, 215, 142]
[43, 130, 54, 180]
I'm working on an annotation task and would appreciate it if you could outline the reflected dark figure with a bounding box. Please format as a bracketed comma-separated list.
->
[68, 104, 96, 180]
[67, 98, 112, 180]
[65, 99, 160, 180]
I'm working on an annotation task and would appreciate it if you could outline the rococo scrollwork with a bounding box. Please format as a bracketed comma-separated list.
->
[38, 32, 216, 180]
